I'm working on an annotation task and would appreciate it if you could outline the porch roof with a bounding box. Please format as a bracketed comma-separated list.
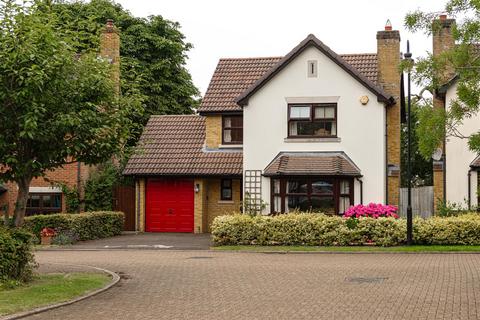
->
[263, 152, 362, 177]
[471, 155, 480, 170]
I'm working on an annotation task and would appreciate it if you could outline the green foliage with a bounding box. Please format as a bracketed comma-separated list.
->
[415, 105, 447, 159]
[59, 184, 80, 213]
[23, 211, 124, 241]
[0, 0, 142, 225]
[436, 198, 473, 217]
[51, 228, 79, 245]
[0, 226, 36, 283]
[212, 213, 480, 247]
[84, 161, 124, 211]
[241, 193, 268, 216]
[212, 214, 406, 247]
[405, 1, 480, 157]
[51, 0, 200, 144]
[414, 214, 480, 245]
[401, 101, 433, 186]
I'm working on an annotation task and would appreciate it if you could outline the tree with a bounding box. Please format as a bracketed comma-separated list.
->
[0, 0, 141, 226]
[401, 101, 433, 187]
[51, 0, 200, 144]
[405, 1, 480, 158]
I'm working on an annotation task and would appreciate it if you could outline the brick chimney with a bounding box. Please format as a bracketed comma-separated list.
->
[377, 20, 401, 206]
[100, 19, 120, 93]
[432, 15, 456, 210]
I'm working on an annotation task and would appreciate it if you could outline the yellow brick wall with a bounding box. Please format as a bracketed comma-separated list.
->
[136, 178, 146, 232]
[433, 169, 444, 212]
[205, 178, 241, 232]
[205, 115, 222, 149]
[194, 178, 208, 233]
[377, 30, 401, 206]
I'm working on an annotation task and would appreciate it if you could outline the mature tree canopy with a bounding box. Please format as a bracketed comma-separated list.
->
[52, 0, 200, 144]
[0, 0, 141, 225]
[405, 0, 480, 158]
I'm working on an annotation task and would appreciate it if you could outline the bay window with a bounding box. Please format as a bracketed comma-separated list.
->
[26, 193, 62, 216]
[288, 104, 337, 137]
[271, 177, 353, 215]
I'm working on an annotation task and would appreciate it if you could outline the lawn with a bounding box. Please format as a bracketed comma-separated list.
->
[212, 245, 480, 253]
[0, 273, 111, 316]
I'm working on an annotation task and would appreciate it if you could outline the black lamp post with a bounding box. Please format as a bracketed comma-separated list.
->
[404, 41, 413, 245]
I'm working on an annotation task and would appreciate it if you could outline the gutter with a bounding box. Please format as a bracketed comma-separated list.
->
[356, 177, 364, 204]
[385, 106, 389, 204]
[468, 170, 472, 210]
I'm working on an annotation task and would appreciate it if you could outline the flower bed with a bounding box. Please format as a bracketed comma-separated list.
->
[211, 212, 480, 247]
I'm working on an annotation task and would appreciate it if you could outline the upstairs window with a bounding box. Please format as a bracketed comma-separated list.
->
[222, 115, 243, 144]
[288, 104, 337, 137]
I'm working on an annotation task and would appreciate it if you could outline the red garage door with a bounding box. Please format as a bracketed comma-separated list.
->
[146, 179, 194, 232]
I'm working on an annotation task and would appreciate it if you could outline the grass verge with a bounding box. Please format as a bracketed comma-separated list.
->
[0, 273, 111, 316]
[212, 245, 480, 253]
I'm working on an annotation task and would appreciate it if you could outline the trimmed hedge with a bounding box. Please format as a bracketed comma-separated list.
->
[0, 227, 35, 283]
[211, 213, 480, 247]
[23, 211, 124, 241]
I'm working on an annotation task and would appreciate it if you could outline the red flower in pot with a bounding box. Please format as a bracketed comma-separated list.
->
[40, 228, 56, 245]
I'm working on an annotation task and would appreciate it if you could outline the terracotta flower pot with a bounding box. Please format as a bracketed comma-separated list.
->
[41, 236, 52, 246]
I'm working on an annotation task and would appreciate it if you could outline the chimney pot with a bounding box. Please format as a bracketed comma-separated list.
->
[385, 19, 393, 31]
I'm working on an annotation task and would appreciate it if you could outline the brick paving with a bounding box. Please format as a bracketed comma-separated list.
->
[27, 251, 480, 320]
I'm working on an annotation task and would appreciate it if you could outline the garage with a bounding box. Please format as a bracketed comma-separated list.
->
[145, 179, 194, 233]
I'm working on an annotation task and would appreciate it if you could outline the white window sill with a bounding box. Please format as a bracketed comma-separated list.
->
[284, 137, 341, 143]
[218, 200, 235, 204]
[218, 144, 243, 149]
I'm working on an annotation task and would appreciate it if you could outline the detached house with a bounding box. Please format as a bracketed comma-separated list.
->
[432, 16, 479, 210]
[124, 22, 404, 233]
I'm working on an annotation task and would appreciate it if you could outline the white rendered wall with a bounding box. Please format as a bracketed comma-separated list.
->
[243, 46, 387, 213]
[446, 82, 480, 208]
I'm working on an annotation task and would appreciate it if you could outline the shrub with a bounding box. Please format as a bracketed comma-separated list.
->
[23, 211, 124, 242]
[211, 213, 480, 247]
[414, 214, 480, 245]
[212, 214, 405, 247]
[0, 227, 36, 283]
[344, 203, 399, 219]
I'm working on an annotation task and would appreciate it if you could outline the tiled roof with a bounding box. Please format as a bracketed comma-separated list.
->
[123, 115, 242, 176]
[471, 155, 480, 169]
[199, 40, 382, 113]
[264, 152, 362, 177]
[199, 57, 282, 113]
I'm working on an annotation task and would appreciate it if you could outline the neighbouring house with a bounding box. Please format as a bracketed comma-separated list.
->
[0, 20, 120, 217]
[124, 21, 404, 233]
[432, 15, 480, 210]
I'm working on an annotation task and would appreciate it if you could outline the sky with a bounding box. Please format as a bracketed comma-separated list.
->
[115, 0, 449, 95]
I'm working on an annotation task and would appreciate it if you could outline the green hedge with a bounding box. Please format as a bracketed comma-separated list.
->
[23, 211, 124, 241]
[211, 213, 480, 247]
[0, 227, 35, 283]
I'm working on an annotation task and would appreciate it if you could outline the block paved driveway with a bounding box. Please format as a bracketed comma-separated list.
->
[28, 250, 480, 320]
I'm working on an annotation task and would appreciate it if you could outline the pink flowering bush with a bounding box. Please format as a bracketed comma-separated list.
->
[344, 203, 399, 219]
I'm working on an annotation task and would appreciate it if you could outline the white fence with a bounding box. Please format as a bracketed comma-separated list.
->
[399, 186, 434, 218]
